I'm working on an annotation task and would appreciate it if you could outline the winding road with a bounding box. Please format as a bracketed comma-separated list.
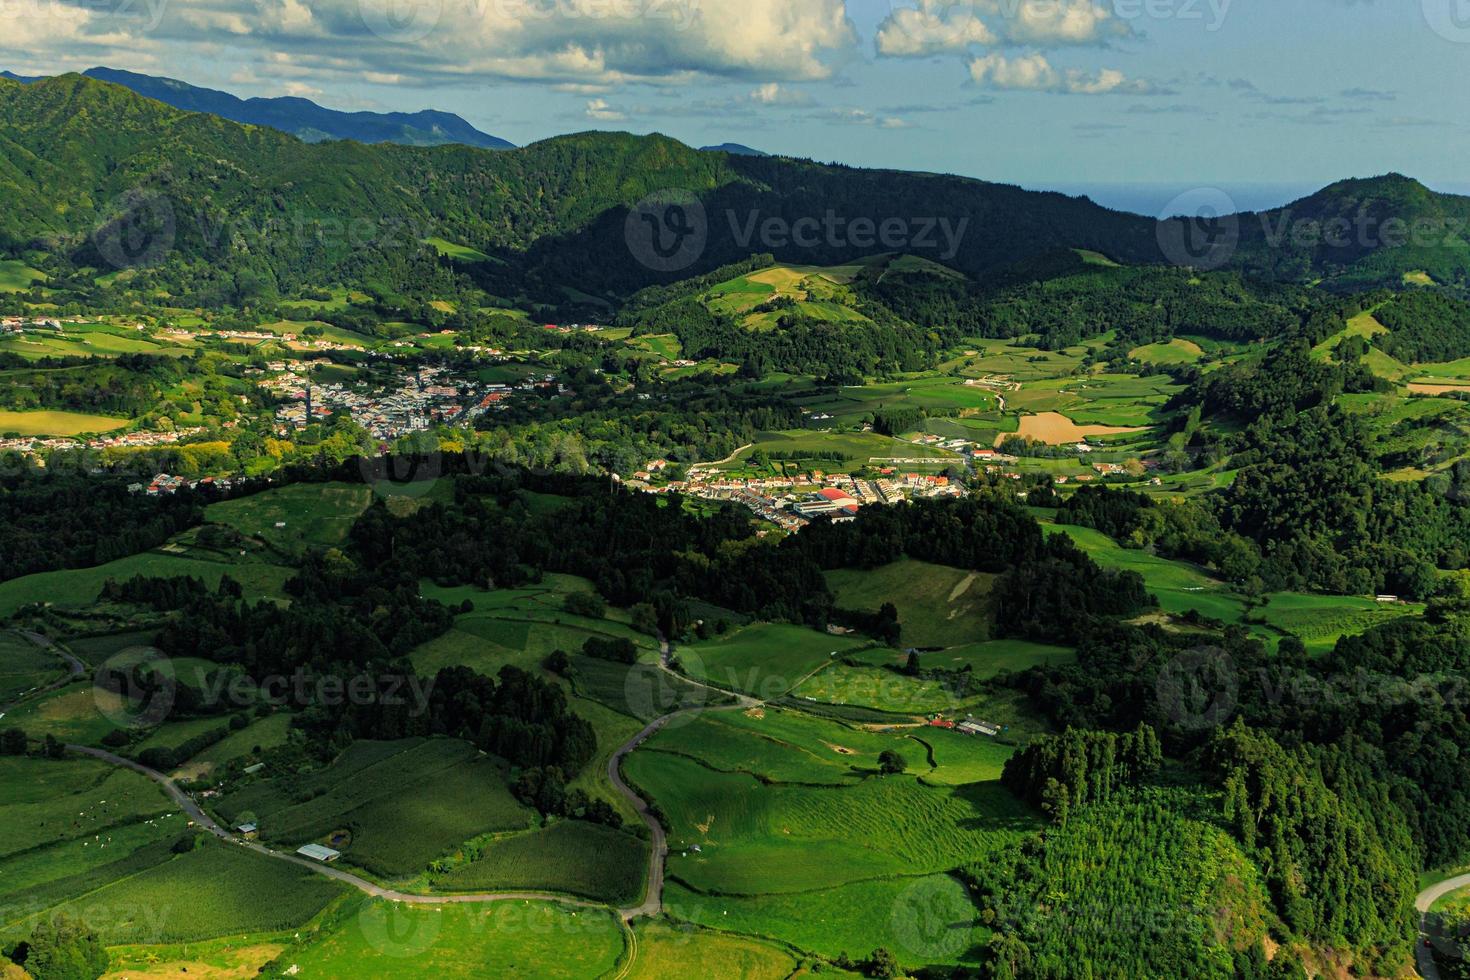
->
[0, 630, 85, 716]
[65, 635, 755, 925]
[1417, 874, 1470, 979]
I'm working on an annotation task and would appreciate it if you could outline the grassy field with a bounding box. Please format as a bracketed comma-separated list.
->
[0, 553, 294, 618]
[0, 409, 128, 436]
[0, 259, 45, 292]
[717, 430, 959, 475]
[0, 756, 173, 859]
[436, 821, 647, 905]
[205, 483, 373, 556]
[215, 739, 533, 879]
[1047, 522, 1247, 624]
[0, 630, 64, 703]
[678, 623, 866, 698]
[826, 560, 994, 649]
[627, 749, 1037, 894]
[285, 900, 623, 978]
[40, 841, 344, 944]
[792, 662, 974, 715]
[665, 873, 985, 969]
[2, 684, 136, 745]
[1129, 339, 1204, 365]
[626, 920, 797, 980]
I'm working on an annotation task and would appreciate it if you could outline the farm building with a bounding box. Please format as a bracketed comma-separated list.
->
[956, 719, 1001, 737]
[296, 843, 341, 863]
[236, 822, 258, 839]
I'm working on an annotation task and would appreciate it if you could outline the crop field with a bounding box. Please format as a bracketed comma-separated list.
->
[437, 821, 647, 905]
[626, 920, 797, 980]
[0, 758, 172, 858]
[40, 841, 344, 944]
[678, 623, 866, 698]
[827, 560, 995, 649]
[0, 630, 63, 702]
[285, 900, 623, 979]
[1008, 373, 1179, 428]
[0, 553, 294, 618]
[1258, 592, 1423, 655]
[215, 739, 533, 879]
[664, 873, 985, 969]
[63, 630, 159, 667]
[205, 483, 373, 556]
[952, 340, 1090, 382]
[644, 706, 929, 785]
[626, 750, 1038, 894]
[792, 662, 974, 715]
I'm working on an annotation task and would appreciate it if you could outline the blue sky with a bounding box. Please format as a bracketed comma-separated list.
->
[4, 0, 1467, 207]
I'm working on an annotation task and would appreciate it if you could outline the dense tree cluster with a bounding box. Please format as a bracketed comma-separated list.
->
[0, 470, 203, 583]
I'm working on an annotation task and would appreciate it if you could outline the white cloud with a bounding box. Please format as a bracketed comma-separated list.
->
[968, 51, 1155, 94]
[876, 0, 1127, 59]
[877, 4, 997, 57]
[110, 0, 860, 88]
[584, 97, 626, 121]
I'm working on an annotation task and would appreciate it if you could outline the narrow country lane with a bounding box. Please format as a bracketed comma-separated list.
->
[1417, 873, 1470, 979]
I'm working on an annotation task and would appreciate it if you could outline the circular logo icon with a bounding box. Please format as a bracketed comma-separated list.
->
[1155, 646, 1238, 732]
[625, 191, 708, 273]
[93, 189, 175, 271]
[359, 444, 444, 501]
[359, 0, 443, 42]
[623, 649, 710, 728]
[357, 900, 441, 958]
[889, 875, 976, 961]
[1156, 188, 1239, 271]
[1425, 0, 1470, 43]
[94, 647, 177, 731]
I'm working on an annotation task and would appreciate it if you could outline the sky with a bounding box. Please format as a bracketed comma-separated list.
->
[3, 0, 1468, 213]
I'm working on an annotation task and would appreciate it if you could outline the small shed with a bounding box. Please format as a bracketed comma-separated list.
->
[236, 822, 259, 840]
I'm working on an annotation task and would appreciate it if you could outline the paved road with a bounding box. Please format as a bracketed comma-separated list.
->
[1417, 874, 1470, 979]
[0, 630, 85, 716]
[67, 639, 756, 925]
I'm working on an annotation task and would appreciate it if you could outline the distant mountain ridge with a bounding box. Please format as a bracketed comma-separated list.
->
[4, 66, 514, 149]
[0, 73, 1465, 306]
[700, 143, 768, 157]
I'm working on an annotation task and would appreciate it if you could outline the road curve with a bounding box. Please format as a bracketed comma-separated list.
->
[0, 630, 86, 715]
[1417, 874, 1470, 979]
[65, 639, 755, 924]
